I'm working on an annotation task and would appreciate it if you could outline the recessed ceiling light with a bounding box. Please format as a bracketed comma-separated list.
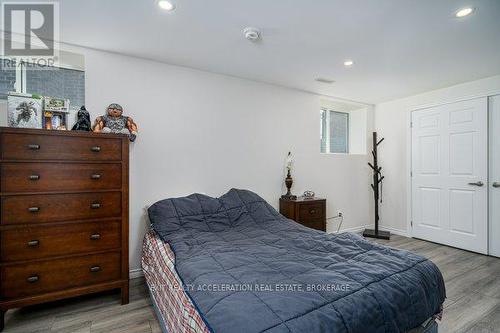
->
[344, 60, 354, 67]
[455, 7, 474, 17]
[158, 0, 175, 11]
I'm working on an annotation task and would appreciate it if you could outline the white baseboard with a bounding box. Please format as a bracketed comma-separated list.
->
[327, 224, 370, 234]
[339, 224, 371, 233]
[130, 268, 144, 279]
[332, 224, 410, 238]
[378, 226, 410, 238]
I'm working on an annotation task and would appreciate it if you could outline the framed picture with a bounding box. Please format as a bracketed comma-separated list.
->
[43, 110, 69, 130]
[43, 97, 71, 130]
[44, 97, 70, 112]
[7, 94, 43, 129]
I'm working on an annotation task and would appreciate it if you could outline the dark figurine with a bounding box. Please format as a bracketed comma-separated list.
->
[71, 106, 92, 131]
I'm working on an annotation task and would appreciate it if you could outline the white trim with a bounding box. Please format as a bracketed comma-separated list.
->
[332, 224, 410, 238]
[130, 268, 144, 279]
[379, 226, 410, 238]
[406, 107, 413, 237]
[331, 224, 371, 234]
[412, 90, 500, 112]
[14, 61, 22, 93]
[407, 94, 498, 247]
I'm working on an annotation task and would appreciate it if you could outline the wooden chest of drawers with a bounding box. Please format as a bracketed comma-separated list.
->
[279, 197, 326, 231]
[0, 127, 129, 330]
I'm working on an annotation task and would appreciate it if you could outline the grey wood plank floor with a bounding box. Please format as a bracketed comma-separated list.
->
[3, 234, 500, 333]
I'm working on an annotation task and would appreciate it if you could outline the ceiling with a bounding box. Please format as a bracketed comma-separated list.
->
[59, 0, 500, 104]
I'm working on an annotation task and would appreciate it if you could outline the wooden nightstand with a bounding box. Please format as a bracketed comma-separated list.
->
[279, 197, 326, 231]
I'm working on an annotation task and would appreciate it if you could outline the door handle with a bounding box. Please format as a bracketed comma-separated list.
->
[468, 181, 484, 187]
[493, 182, 500, 188]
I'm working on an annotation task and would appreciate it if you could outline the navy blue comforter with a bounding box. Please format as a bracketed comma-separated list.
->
[149, 189, 445, 333]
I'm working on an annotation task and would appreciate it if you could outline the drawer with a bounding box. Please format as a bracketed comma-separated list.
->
[0, 133, 122, 161]
[1, 252, 121, 299]
[300, 218, 326, 232]
[298, 203, 325, 219]
[1, 192, 121, 224]
[1, 221, 121, 261]
[1, 163, 122, 193]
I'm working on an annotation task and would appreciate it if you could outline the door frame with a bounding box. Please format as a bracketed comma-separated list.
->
[406, 91, 500, 241]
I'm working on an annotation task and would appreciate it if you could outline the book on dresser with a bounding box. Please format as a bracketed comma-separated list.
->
[0, 127, 129, 331]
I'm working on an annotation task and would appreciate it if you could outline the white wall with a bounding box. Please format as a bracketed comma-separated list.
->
[0, 46, 374, 272]
[348, 108, 368, 155]
[375, 75, 500, 234]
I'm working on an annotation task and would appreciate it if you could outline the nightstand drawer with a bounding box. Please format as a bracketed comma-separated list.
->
[300, 219, 326, 232]
[279, 197, 326, 232]
[298, 203, 324, 219]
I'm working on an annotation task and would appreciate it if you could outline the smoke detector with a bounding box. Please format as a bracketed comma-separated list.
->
[244, 27, 261, 42]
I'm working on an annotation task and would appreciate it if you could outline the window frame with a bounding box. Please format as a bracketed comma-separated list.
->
[1, 57, 84, 96]
[320, 108, 350, 154]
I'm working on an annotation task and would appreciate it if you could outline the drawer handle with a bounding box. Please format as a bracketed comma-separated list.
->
[28, 240, 40, 247]
[27, 275, 39, 283]
[27, 144, 40, 150]
[91, 174, 101, 180]
[28, 206, 40, 213]
[90, 266, 101, 273]
[91, 203, 101, 209]
[90, 233, 101, 240]
[309, 209, 316, 214]
[29, 174, 40, 181]
[91, 146, 101, 152]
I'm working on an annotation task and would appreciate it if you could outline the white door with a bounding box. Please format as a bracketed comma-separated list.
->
[411, 97, 488, 254]
[489, 95, 500, 257]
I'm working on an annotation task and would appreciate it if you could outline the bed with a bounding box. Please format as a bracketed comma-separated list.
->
[142, 189, 445, 333]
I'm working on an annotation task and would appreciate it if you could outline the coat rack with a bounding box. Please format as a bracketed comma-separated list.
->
[363, 132, 390, 240]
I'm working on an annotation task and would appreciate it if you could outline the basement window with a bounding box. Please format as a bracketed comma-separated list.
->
[0, 54, 85, 111]
[319, 99, 368, 155]
[321, 109, 349, 153]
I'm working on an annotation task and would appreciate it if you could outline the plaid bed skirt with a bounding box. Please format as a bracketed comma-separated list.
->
[142, 230, 210, 333]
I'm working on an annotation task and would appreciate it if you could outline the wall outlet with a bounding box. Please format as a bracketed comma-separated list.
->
[336, 210, 343, 217]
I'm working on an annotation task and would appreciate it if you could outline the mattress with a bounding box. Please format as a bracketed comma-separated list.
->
[142, 230, 210, 333]
[143, 230, 440, 333]
[147, 189, 445, 333]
